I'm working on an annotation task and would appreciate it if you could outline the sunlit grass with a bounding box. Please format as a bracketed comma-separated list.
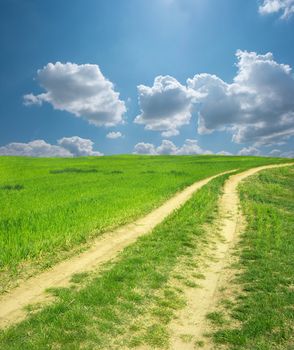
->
[0, 155, 288, 274]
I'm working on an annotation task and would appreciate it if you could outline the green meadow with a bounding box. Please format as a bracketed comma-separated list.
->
[0, 155, 287, 275]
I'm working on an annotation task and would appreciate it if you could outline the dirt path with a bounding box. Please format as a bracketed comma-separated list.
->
[169, 163, 293, 350]
[0, 170, 236, 329]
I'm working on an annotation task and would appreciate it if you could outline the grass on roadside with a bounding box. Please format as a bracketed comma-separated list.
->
[209, 166, 294, 350]
[0, 173, 231, 349]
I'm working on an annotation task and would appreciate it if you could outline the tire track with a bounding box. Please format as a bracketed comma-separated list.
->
[169, 163, 293, 350]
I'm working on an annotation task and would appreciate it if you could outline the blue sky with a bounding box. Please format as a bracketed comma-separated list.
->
[0, 0, 294, 157]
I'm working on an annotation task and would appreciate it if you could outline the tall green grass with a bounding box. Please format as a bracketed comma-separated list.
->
[210, 166, 294, 349]
[0, 155, 289, 272]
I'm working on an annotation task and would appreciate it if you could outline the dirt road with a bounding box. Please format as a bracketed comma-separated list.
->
[169, 163, 293, 350]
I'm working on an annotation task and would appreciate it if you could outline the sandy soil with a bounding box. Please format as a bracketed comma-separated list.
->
[0, 170, 234, 329]
[169, 163, 292, 350]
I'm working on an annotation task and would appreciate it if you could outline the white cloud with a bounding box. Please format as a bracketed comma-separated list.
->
[176, 139, 212, 155]
[133, 139, 211, 155]
[238, 146, 261, 156]
[58, 136, 103, 156]
[106, 131, 123, 139]
[133, 142, 157, 155]
[161, 129, 180, 137]
[134, 50, 294, 148]
[134, 75, 194, 137]
[23, 93, 42, 106]
[0, 137, 103, 157]
[24, 62, 126, 127]
[0, 140, 72, 158]
[269, 149, 281, 156]
[217, 150, 233, 156]
[188, 50, 294, 146]
[259, 0, 294, 19]
[134, 141, 294, 158]
[156, 140, 179, 155]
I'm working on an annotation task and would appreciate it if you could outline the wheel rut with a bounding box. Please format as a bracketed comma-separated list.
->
[168, 163, 293, 350]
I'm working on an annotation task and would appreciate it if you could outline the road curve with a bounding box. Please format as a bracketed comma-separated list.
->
[0, 169, 236, 329]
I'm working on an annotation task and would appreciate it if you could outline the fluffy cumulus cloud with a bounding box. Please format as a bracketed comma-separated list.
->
[134, 51, 294, 149]
[134, 76, 194, 137]
[133, 140, 294, 158]
[106, 131, 123, 139]
[57, 136, 103, 156]
[156, 140, 179, 155]
[133, 142, 157, 155]
[0, 137, 103, 157]
[177, 139, 212, 155]
[217, 150, 233, 156]
[188, 50, 294, 146]
[133, 139, 211, 155]
[269, 149, 282, 156]
[238, 146, 261, 156]
[24, 62, 126, 127]
[259, 0, 294, 19]
[0, 140, 72, 158]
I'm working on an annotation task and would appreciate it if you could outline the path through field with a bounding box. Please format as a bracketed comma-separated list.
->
[169, 163, 292, 350]
[0, 170, 234, 329]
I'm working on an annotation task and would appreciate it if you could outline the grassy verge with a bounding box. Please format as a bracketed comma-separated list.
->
[209, 166, 294, 349]
[0, 173, 230, 349]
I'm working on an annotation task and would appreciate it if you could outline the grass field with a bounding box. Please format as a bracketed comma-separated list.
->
[0, 170, 230, 349]
[0, 157, 293, 349]
[209, 166, 294, 349]
[0, 155, 287, 276]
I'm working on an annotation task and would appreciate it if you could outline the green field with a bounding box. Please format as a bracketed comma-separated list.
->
[0, 155, 288, 277]
[0, 169, 230, 349]
[0, 157, 293, 349]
